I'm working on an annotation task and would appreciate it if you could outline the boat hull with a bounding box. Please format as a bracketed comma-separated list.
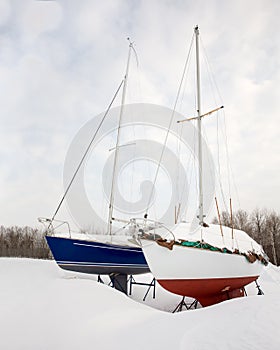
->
[46, 235, 150, 275]
[141, 241, 264, 306]
[158, 275, 257, 306]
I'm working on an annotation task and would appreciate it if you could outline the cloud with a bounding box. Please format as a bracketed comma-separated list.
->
[19, 0, 63, 44]
[0, 0, 280, 226]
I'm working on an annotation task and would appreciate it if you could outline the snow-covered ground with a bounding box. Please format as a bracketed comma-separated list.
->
[1, 258, 280, 350]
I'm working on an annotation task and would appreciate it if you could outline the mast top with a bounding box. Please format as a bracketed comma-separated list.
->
[127, 37, 133, 46]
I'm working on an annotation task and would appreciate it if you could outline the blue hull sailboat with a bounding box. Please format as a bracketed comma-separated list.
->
[42, 40, 150, 280]
[45, 235, 149, 275]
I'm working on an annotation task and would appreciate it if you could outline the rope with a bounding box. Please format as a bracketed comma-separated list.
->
[201, 39, 241, 210]
[111, 221, 130, 235]
[145, 33, 195, 215]
[48, 79, 124, 228]
[201, 38, 232, 212]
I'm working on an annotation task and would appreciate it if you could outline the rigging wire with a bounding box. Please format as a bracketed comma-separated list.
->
[48, 79, 124, 228]
[178, 127, 196, 221]
[129, 44, 140, 214]
[201, 38, 239, 206]
[175, 42, 194, 220]
[144, 33, 195, 216]
[175, 122, 183, 218]
[200, 37, 236, 212]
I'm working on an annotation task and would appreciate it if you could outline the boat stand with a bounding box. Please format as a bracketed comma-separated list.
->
[128, 276, 156, 301]
[255, 280, 264, 295]
[97, 275, 105, 283]
[172, 297, 199, 313]
[97, 274, 156, 300]
[244, 281, 264, 296]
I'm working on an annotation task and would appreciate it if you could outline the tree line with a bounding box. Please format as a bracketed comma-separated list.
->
[0, 226, 51, 259]
[212, 208, 280, 266]
[1, 208, 279, 266]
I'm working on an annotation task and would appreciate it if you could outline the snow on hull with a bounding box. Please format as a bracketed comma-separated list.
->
[172, 223, 264, 255]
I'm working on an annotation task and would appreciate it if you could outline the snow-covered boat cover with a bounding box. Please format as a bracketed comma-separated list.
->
[172, 222, 265, 256]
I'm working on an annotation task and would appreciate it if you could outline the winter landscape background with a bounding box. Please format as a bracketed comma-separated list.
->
[1, 1, 280, 349]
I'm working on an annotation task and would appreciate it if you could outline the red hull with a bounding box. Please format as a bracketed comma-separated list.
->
[158, 275, 258, 306]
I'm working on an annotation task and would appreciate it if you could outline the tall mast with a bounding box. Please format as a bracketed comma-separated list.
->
[194, 25, 204, 225]
[108, 39, 133, 235]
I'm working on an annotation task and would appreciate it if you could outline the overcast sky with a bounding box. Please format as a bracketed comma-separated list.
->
[0, 0, 279, 228]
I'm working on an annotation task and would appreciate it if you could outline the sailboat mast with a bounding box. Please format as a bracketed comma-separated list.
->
[194, 25, 204, 225]
[108, 40, 133, 235]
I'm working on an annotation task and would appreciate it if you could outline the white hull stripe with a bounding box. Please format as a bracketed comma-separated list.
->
[73, 242, 141, 252]
[57, 261, 147, 268]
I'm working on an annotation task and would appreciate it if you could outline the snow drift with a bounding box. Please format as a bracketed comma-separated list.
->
[0, 258, 280, 350]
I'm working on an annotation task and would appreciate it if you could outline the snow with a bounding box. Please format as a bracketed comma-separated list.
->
[48, 221, 266, 254]
[173, 222, 264, 255]
[1, 258, 280, 350]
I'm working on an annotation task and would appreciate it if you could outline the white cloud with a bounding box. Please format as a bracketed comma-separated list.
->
[19, 0, 63, 44]
[0, 0, 280, 226]
[0, 0, 11, 26]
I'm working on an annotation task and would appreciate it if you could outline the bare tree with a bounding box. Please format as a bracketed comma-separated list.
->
[250, 208, 267, 246]
[0, 226, 51, 259]
[212, 208, 280, 266]
[233, 210, 252, 234]
[265, 211, 280, 265]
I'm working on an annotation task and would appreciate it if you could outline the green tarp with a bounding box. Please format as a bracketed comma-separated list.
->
[180, 240, 220, 251]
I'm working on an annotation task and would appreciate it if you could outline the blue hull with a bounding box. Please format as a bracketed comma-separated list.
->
[46, 235, 150, 275]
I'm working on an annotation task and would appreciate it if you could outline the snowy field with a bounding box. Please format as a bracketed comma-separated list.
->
[1, 258, 280, 350]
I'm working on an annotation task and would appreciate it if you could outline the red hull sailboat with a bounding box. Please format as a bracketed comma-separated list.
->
[140, 223, 267, 306]
[138, 26, 268, 306]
